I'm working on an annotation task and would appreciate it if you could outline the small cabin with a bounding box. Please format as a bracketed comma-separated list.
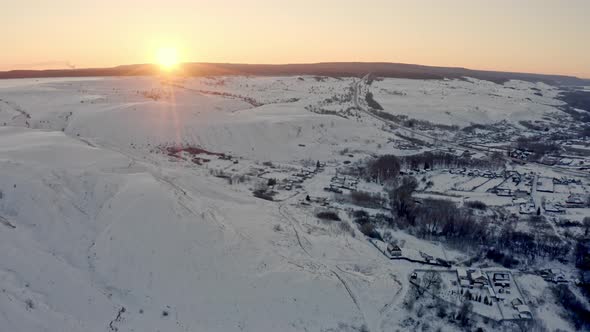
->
[387, 244, 402, 257]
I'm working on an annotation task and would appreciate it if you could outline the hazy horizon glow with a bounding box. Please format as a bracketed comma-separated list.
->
[1, 0, 589, 78]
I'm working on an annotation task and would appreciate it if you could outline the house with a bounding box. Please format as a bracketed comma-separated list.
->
[457, 268, 468, 279]
[539, 269, 551, 280]
[324, 185, 343, 194]
[539, 155, 558, 165]
[493, 272, 511, 287]
[496, 188, 513, 197]
[519, 202, 536, 215]
[387, 244, 402, 257]
[505, 171, 522, 183]
[544, 203, 565, 213]
[420, 252, 434, 262]
[512, 197, 528, 205]
[457, 268, 470, 287]
[540, 268, 567, 283]
[514, 188, 531, 198]
[553, 274, 568, 284]
[519, 312, 533, 320]
[515, 304, 533, 319]
[469, 270, 488, 287]
[511, 298, 524, 307]
[536, 177, 554, 193]
[566, 194, 586, 208]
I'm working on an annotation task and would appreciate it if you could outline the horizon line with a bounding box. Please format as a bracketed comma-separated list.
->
[0, 61, 588, 81]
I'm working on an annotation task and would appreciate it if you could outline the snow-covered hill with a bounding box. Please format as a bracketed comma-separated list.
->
[0, 75, 578, 331]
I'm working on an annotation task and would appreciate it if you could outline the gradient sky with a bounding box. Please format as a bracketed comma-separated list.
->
[1, 0, 589, 77]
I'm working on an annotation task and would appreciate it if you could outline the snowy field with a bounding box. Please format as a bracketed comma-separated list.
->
[0, 75, 585, 331]
[371, 77, 563, 127]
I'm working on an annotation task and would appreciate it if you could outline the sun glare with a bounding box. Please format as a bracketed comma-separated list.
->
[156, 47, 179, 70]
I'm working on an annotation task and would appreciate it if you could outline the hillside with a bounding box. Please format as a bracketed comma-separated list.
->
[0, 75, 588, 331]
[1, 62, 588, 86]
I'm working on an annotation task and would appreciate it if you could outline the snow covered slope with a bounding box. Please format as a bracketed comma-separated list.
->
[370, 77, 563, 127]
[0, 76, 576, 331]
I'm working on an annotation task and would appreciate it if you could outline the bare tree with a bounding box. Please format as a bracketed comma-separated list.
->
[416, 271, 442, 298]
[456, 301, 473, 327]
[584, 217, 590, 236]
[388, 176, 418, 223]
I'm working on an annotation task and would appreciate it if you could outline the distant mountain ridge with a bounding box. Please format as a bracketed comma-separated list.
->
[1, 62, 588, 86]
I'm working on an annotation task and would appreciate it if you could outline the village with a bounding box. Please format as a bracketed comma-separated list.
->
[112, 73, 590, 331]
[410, 268, 532, 322]
[157, 136, 589, 327]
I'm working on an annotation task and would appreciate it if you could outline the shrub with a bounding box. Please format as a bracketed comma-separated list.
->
[352, 210, 369, 219]
[253, 189, 274, 201]
[367, 155, 401, 183]
[485, 249, 520, 268]
[316, 211, 341, 221]
[552, 284, 590, 330]
[436, 303, 447, 318]
[359, 223, 382, 240]
[465, 200, 487, 210]
[365, 92, 383, 110]
[350, 190, 385, 209]
[400, 151, 500, 170]
[515, 136, 560, 158]
[338, 222, 355, 237]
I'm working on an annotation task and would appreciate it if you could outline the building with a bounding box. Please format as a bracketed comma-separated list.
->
[387, 244, 402, 257]
[540, 268, 567, 283]
[493, 272, 511, 287]
[514, 188, 531, 198]
[505, 170, 522, 183]
[515, 304, 533, 319]
[511, 298, 524, 307]
[536, 177, 554, 193]
[420, 252, 434, 262]
[469, 269, 488, 287]
[519, 202, 536, 215]
[457, 268, 470, 287]
[553, 274, 568, 284]
[544, 203, 564, 213]
[496, 188, 513, 197]
[566, 194, 586, 208]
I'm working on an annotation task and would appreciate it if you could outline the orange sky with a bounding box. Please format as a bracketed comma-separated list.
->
[1, 0, 589, 78]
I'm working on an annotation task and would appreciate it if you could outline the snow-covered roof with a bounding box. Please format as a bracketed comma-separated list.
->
[515, 304, 531, 315]
[457, 268, 468, 279]
[470, 270, 487, 282]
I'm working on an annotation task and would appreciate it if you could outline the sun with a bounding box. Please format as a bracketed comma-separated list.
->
[156, 47, 179, 70]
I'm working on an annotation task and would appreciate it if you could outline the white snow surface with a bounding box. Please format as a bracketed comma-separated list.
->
[0, 76, 575, 331]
